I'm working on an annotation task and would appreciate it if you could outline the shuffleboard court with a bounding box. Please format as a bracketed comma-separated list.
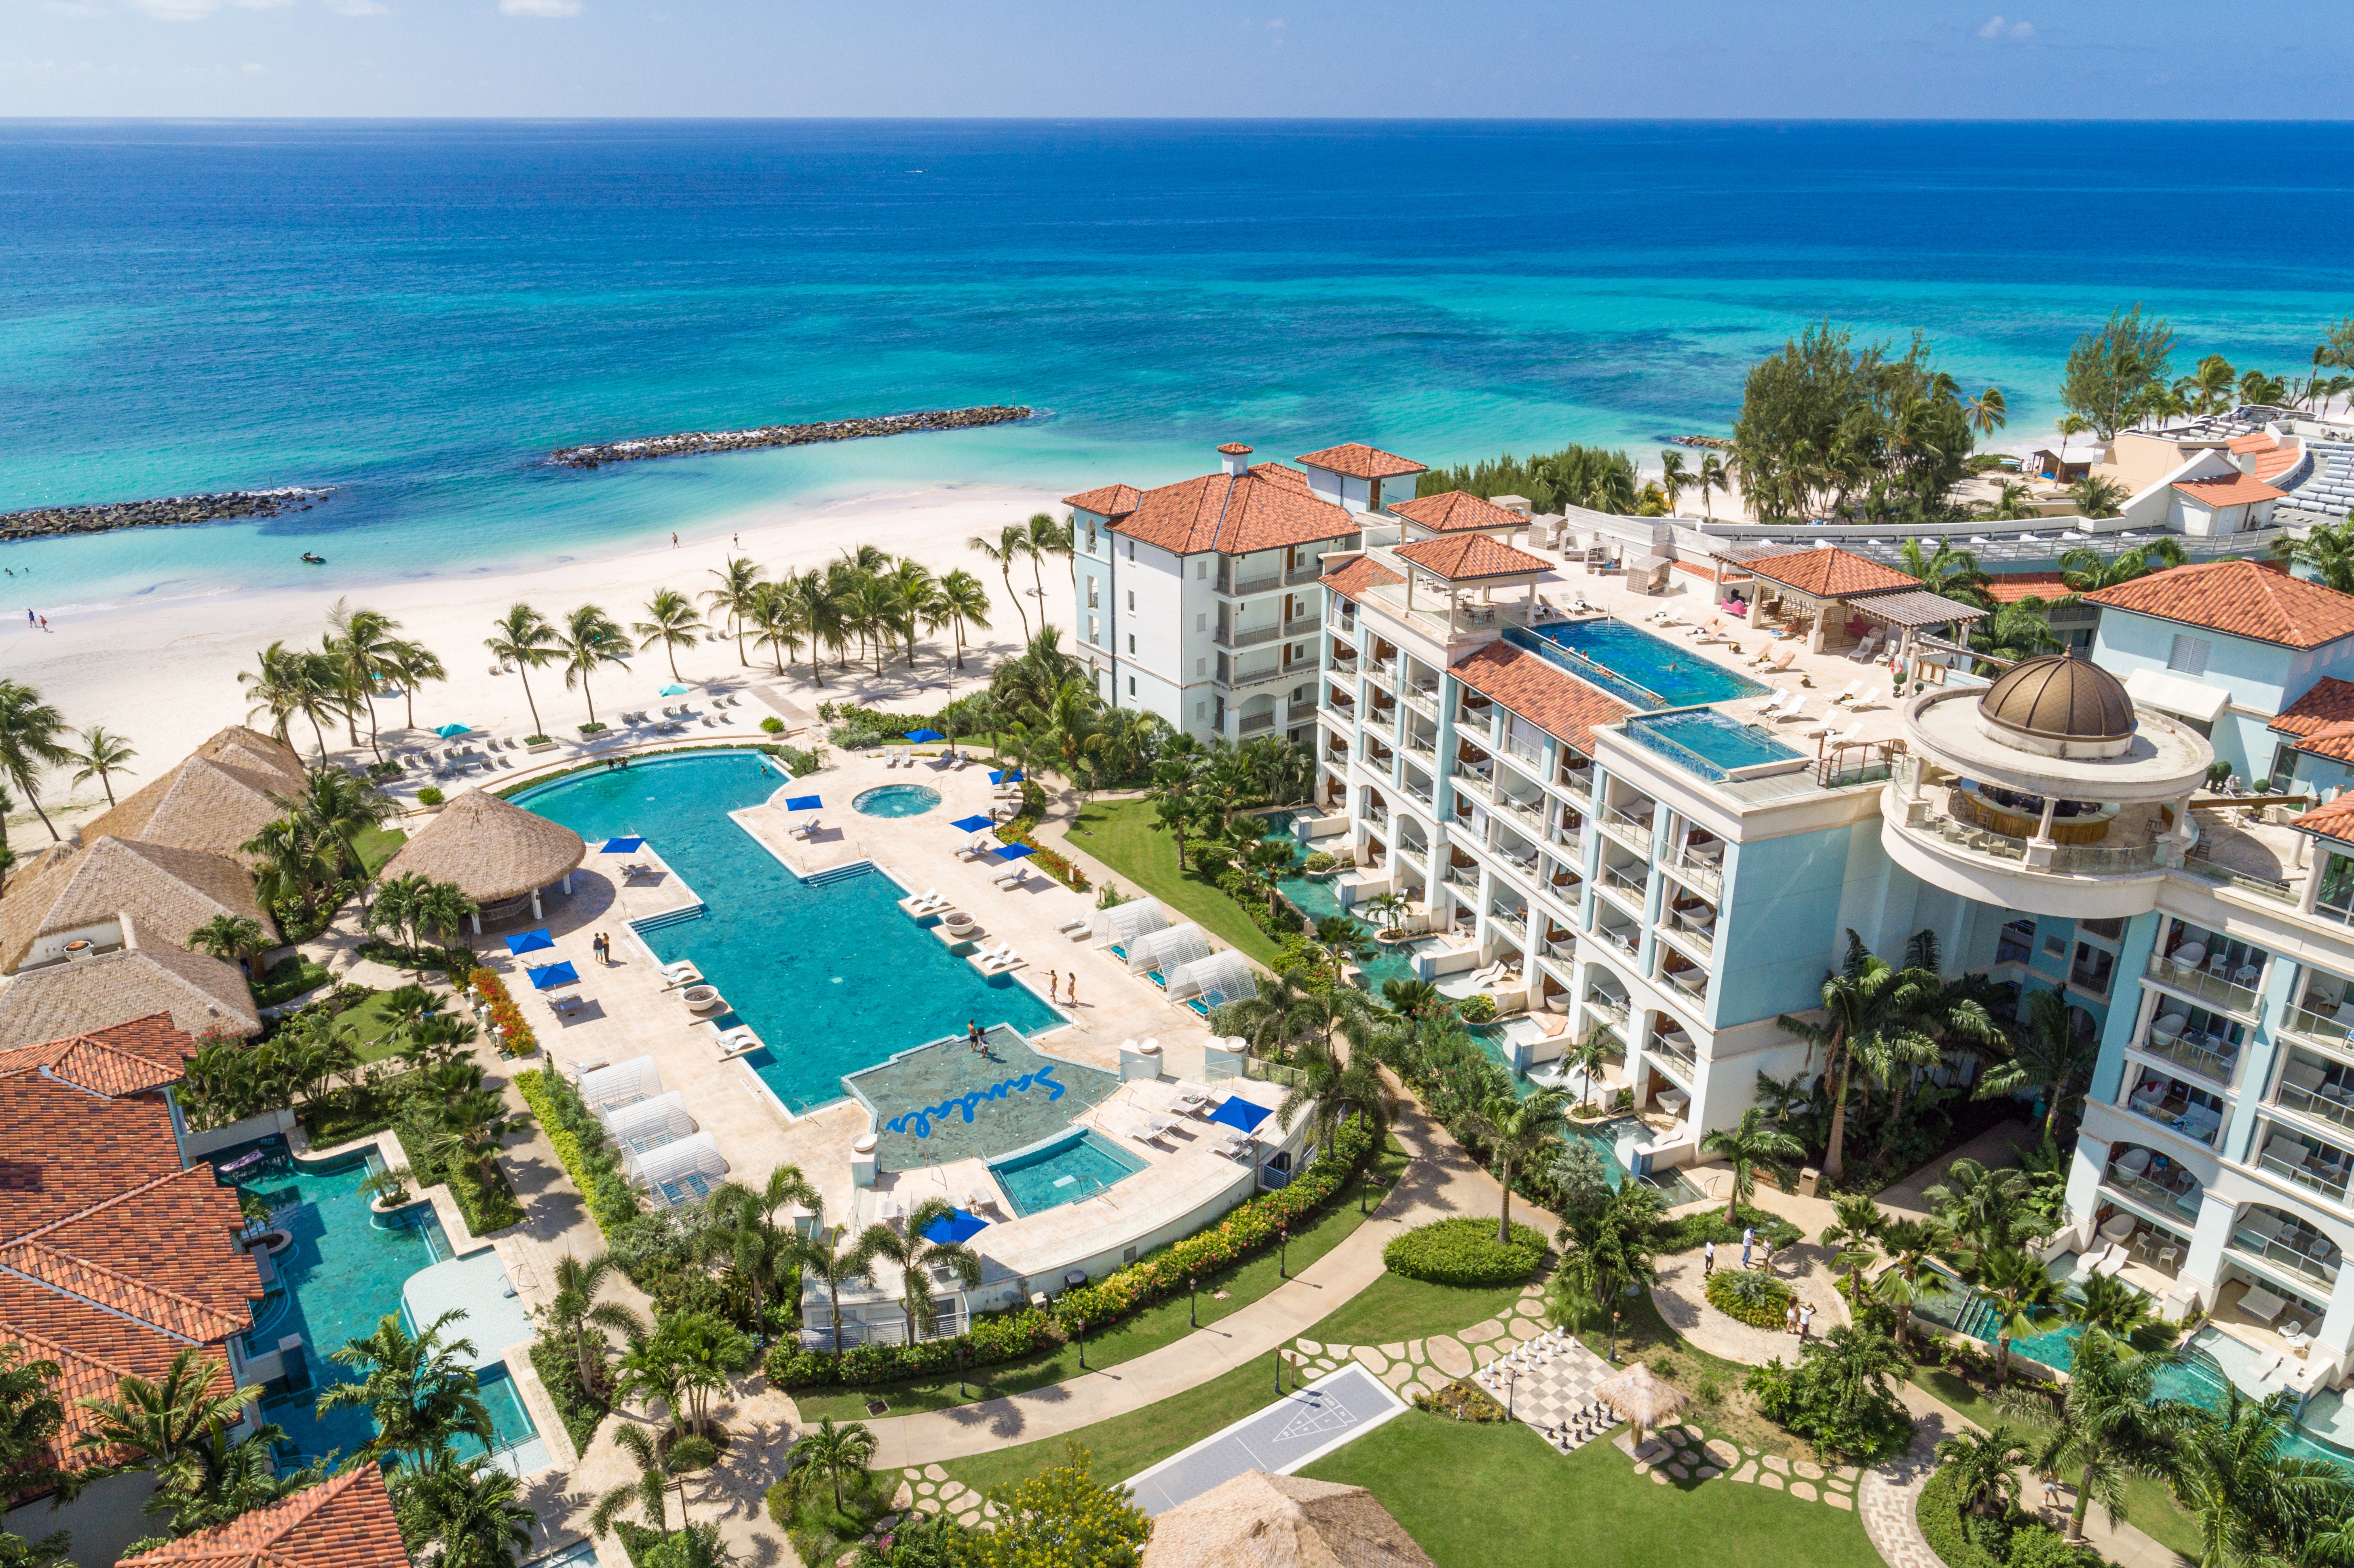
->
[1123, 1364, 1410, 1515]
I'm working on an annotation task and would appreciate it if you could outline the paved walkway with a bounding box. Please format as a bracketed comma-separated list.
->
[1652, 1243, 1853, 1364]
[1858, 1387, 1951, 1568]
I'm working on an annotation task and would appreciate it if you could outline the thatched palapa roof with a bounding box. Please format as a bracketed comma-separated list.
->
[0, 836, 274, 972]
[1594, 1362, 1690, 1440]
[0, 945, 259, 1046]
[379, 789, 585, 905]
[1142, 1471, 1436, 1568]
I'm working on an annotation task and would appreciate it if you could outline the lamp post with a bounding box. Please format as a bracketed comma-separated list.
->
[1189, 1274, 1198, 1328]
[957, 1341, 967, 1400]
[1076, 1318, 1087, 1372]
[1279, 1222, 1290, 1279]
[1609, 1310, 1621, 1363]
[1275, 1347, 1284, 1394]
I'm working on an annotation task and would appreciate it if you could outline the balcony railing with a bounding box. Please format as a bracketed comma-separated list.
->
[1404, 735, 1437, 760]
[1602, 863, 1650, 900]
[1601, 807, 1654, 853]
[1283, 615, 1321, 639]
[1218, 568, 1282, 597]
[1286, 702, 1317, 724]
[1286, 560, 1328, 587]
[1671, 850, 1724, 898]
[1401, 685, 1437, 718]
[1403, 783, 1434, 808]
[2134, 1028, 2240, 1087]
[1662, 967, 1709, 1003]
[2259, 1150, 2354, 1205]
[1665, 910, 1715, 956]
[2229, 1234, 2341, 1293]
[1649, 1031, 1698, 1073]
[1445, 864, 1481, 893]
[1913, 806, 2167, 874]
[2282, 1000, 2354, 1053]
[2126, 1096, 2223, 1150]
[1586, 990, 1631, 1026]
[1453, 767, 1494, 803]
[2102, 1167, 2202, 1222]
[2278, 1081, 2354, 1138]
[1238, 711, 1277, 734]
[1557, 765, 1595, 802]
[1597, 922, 1639, 959]
[1497, 793, 1548, 832]
[2145, 952, 2265, 1018]
[1216, 623, 1282, 650]
[1488, 910, 1530, 945]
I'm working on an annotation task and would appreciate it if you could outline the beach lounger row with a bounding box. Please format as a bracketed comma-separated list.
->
[970, 942, 1022, 974]
[906, 888, 952, 915]
[659, 960, 701, 988]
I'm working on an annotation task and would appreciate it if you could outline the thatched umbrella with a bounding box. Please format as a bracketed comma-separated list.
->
[378, 788, 586, 928]
[1593, 1362, 1690, 1449]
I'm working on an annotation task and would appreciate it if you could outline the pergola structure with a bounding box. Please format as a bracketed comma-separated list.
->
[1738, 545, 1983, 660]
[1391, 534, 1554, 634]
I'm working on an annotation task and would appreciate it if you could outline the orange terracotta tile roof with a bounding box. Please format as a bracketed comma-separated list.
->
[1111, 465, 1357, 556]
[2172, 473, 2287, 507]
[0, 1023, 185, 1099]
[1293, 443, 1428, 480]
[1449, 643, 1632, 755]
[2292, 793, 2354, 845]
[2083, 559, 2354, 648]
[1216, 443, 1253, 456]
[1742, 547, 1921, 599]
[119, 1462, 409, 1568]
[1393, 534, 1552, 582]
[1982, 571, 2068, 605]
[1320, 555, 1404, 604]
[1062, 483, 1142, 518]
[2226, 433, 2303, 482]
[1387, 490, 1526, 534]
[2271, 677, 2354, 738]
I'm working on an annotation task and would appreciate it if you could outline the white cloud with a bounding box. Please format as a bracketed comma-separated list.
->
[241, 59, 266, 69]
[1976, 15, 2035, 40]
[499, 0, 582, 16]
[324, 0, 391, 15]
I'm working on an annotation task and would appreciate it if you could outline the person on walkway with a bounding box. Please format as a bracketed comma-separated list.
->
[1702, 1239, 1716, 1276]
[1757, 1237, 1775, 1273]
[1785, 1303, 1800, 1335]
[1066, 973, 1077, 1006]
[2042, 1475, 2061, 1518]
[1740, 1226, 1755, 1268]
[1047, 970, 1058, 1002]
[967, 1020, 985, 1051]
[1797, 1303, 1815, 1340]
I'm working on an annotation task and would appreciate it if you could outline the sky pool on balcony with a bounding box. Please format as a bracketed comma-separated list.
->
[513, 750, 1063, 1111]
[1506, 620, 1768, 710]
[1624, 708, 1804, 781]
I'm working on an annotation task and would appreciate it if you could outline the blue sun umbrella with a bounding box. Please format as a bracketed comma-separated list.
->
[904, 728, 944, 743]
[989, 768, 1024, 785]
[659, 683, 690, 696]
[923, 1207, 989, 1245]
[526, 960, 581, 991]
[505, 929, 555, 956]
[600, 836, 645, 854]
[783, 796, 822, 811]
[433, 723, 473, 739]
[949, 814, 996, 833]
[994, 843, 1038, 861]
[1208, 1096, 1271, 1133]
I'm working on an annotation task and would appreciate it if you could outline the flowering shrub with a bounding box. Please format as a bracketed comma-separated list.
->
[468, 968, 538, 1057]
[1382, 1218, 1547, 1285]
[761, 1121, 1374, 1390]
[1704, 1268, 1794, 1328]
[1000, 834, 1090, 893]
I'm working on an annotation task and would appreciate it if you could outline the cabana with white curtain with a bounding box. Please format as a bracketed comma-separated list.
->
[578, 1056, 661, 1115]
[1092, 897, 1171, 954]
[600, 1091, 697, 1157]
[1126, 922, 1212, 978]
[1164, 951, 1260, 1009]
[628, 1131, 729, 1208]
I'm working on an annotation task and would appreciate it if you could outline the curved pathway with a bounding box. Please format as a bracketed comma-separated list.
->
[1858, 1388, 1951, 1568]
[862, 1091, 1550, 1467]
[1650, 1241, 1853, 1365]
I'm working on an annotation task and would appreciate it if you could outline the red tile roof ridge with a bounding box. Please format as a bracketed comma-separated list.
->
[1110, 467, 1355, 556]
[0, 1038, 182, 1099]
[1293, 442, 1429, 479]
[2292, 794, 2354, 844]
[2084, 559, 2354, 648]
[1387, 490, 1527, 533]
[1320, 555, 1405, 603]
[2228, 432, 2281, 453]
[1742, 546, 1921, 599]
[119, 1463, 407, 1568]
[1, 1233, 250, 1344]
[1393, 533, 1552, 580]
[1062, 483, 1142, 517]
[2170, 472, 2287, 505]
[2270, 676, 2354, 736]
[1448, 642, 1633, 753]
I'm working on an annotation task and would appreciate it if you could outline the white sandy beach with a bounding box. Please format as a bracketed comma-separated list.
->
[5, 482, 1074, 831]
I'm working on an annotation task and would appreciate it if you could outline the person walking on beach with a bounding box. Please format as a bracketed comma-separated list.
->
[1047, 969, 1058, 1001]
[37, 616, 46, 632]
[1740, 1226, 1754, 1269]
[671, 532, 679, 549]
[1066, 973, 1077, 1006]
[1702, 1239, 1716, 1277]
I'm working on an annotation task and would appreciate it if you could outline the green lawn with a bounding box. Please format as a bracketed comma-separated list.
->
[1302, 1411, 1883, 1568]
[353, 824, 407, 876]
[332, 990, 415, 1063]
[1063, 798, 1281, 965]
[939, 1268, 1542, 1498]
[1911, 1368, 2204, 1560]
[796, 1137, 1409, 1422]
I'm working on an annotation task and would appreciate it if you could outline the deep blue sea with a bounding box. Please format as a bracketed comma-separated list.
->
[3, 119, 2351, 610]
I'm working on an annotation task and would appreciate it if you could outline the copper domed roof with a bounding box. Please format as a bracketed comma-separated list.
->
[1978, 653, 2135, 745]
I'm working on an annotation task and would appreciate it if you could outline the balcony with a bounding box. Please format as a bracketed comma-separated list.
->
[1215, 622, 1283, 651]
[1452, 765, 1494, 804]
[2229, 1211, 2343, 1293]
[2134, 1010, 2240, 1087]
[1497, 791, 1548, 834]
[1650, 1027, 1698, 1074]
[1488, 908, 1531, 945]
[1586, 983, 1631, 1027]
[2278, 1079, 2354, 1138]
[1661, 963, 1709, 1006]
[2257, 1125, 2354, 1206]
[1286, 559, 1328, 587]
[1602, 862, 1650, 902]
[1402, 780, 1434, 808]
[1238, 711, 1278, 734]
[2124, 1072, 2225, 1150]
[2146, 946, 2266, 1019]
[1403, 732, 1437, 762]
[1367, 658, 1398, 688]
[2282, 992, 2354, 1055]
[1601, 802, 1655, 855]
[1286, 702, 1317, 724]
[1401, 684, 1438, 720]
[1595, 918, 1640, 960]
[1557, 760, 1596, 803]
[1444, 863, 1482, 895]
[2101, 1150, 2203, 1226]
[1216, 565, 1283, 597]
[1664, 905, 1716, 957]
[1670, 843, 1725, 898]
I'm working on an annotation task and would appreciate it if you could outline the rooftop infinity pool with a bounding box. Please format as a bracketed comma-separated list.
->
[1507, 620, 1768, 710]
[990, 1128, 1147, 1216]
[1624, 707, 1803, 781]
[514, 750, 1063, 1111]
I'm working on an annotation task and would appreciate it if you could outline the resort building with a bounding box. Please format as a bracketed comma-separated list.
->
[0, 943, 259, 1043]
[113, 1464, 408, 1568]
[1064, 442, 1426, 745]
[0, 1016, 268, 1567]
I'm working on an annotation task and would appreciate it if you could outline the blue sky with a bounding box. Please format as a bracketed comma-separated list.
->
[4, 0, 2348, 117]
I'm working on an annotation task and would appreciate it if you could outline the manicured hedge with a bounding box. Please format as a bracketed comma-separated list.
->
[1917, 1466, 2004, 1568]
[513, 1068, 636, 1232]
[528, 1338, 610, 1454]
[1653, 1203, 1804, 1253]
[1704, 1268, 1795, 1328]
[1382, 1217, 1548, 1286]
[763, 1120, 1375, 1390]
[467, 968, 540, 1058]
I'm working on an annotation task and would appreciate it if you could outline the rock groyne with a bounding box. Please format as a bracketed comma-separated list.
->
[548, 405, 1036, 469]
[0, 488, 333, 543]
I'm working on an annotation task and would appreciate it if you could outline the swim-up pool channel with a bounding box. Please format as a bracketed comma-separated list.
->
[511, 750, 1063, 1112]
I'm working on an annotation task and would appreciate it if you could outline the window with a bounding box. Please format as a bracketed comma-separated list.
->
[1195, 700, 1206, 720]
[1196, 658, 1206, 677]
[1087, 579, 1099, 609]
[1086, 522, 1098, 554]
[2081, 917, 2124, 941]
[2071, 942, 2115, 996]
[1127, 634, 1136, 654]
[2168, 635, 2211, 675]
[1996, 918, 2035, 963]
[1127, 540, 1136, 560]
[1196, 612, 1207, 632]
[1126, 590, 1135, 611]
[1087, 614, 1100, 644]
[2041, 933, 2067, 962]
[1128, 676, 1137, 696]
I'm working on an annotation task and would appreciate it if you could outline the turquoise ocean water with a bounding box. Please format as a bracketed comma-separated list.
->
[4, 120, 2352, 611]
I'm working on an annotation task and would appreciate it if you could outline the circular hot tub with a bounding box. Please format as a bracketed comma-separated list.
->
[853, 784, 944, 819]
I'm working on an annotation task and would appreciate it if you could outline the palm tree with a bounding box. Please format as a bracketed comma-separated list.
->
[1775, 930, 1939, 1180]
[1472, 1085, 1567, 1244]
[1871, 1217, 1955, 1347]
[394, 1451, 537, 1568]
[969, 523, 1032, 642]
[1694, 452, 1730, 521]
[273, 765, 393, 882]
[0, 680, 73, 843]
[483, 604, 559, 740]
[1965, 386, 2009, 437]
[387, 639, 448, 733]
[1935, 1424, 2032, 1517]
[1974, 479, 2039, 521]
[1654, 449, 1689, 514]
[632, 588, 705, 682]
[1898, 539, 1993, 606]
[1972, 1246, 2067, 1385]
[238, 642, 342, 764]
[2174, 1387, 2350, 1568]
[2065, 1270, 2172, 1352]
[1922, 1158, 2042, 1267]
[315, 1309, 492, 1465]
[2069, 474, 2131, 519]
[426, 1086, 527, 1189]
[2053, 413, 2089, 467]
[414, 879, 481, 956]
[776, 569, 840, 688]
[73, 1347, 258, 1491]
[935, 568, 992, 670]
[591, 1421, 710, 1545]
[2275, 513, 2354, 595]
[785, 1417, 878, 1514]
[190, 914, 270, 979]
[1975, 988, 2099, 1138]
[2002, 1329, 2175, 1541]
[1970, 597, 2067, 668]
[1550, 1180, 1662, 1317]
[741, 582, 800, 676]
[1276, 1035, 1395, 1154]
[326, 600, 407, 757]
[2177, 354, 2239, 416]
[67, 725, 136, 808]
[697, 1166, 819, 1345]
[796, 1224, 863, 1357]
[853, 1198, 984, 1343]
[555, 604, 631, 728]
[2057, 538, 2185, 598]
[540, 1253, 646, 1402]
[613, 1313, 749, 1439]
[1697, 1107, 1804, 1222]
[243, 816, 339, 920]
[701, 557, 767, 666]
[1024, 511, 1072, 616]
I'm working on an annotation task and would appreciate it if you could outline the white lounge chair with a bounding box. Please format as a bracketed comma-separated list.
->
[1830, 679, 1864, 707]
[659, 960, 701, 987]
[980, 945, 1023, 973]
[994, 868, 1031, 892]
[1847, 630, 1884, 663]
[956, 835, 997, 860]
[1753, 688, 1797, 721]
[1055, 916, 1091, 935]
[1774, 696, 1814, 725]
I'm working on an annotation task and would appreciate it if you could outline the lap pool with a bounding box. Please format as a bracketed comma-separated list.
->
[513, 750, 1064, 1111]
[1506, 620, 1767, 710]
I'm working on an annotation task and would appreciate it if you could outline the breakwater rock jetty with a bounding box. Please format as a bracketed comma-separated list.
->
[549, 405, 1036, 469]
[0, 488, 332, 543]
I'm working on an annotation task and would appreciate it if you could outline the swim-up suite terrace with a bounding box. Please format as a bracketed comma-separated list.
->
[500, 746, 1307, 1348]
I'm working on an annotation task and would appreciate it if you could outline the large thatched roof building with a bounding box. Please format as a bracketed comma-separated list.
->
[378, 787, 585, 927]
[0, 944, 258, 1047]
[80, 725, 306, 866]
[1142, 1471, 1436, 1568]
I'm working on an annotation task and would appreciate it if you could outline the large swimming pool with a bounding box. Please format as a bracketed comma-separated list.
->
[1507, 620, 1767, 710]
[513, 750, 1064, 1110]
